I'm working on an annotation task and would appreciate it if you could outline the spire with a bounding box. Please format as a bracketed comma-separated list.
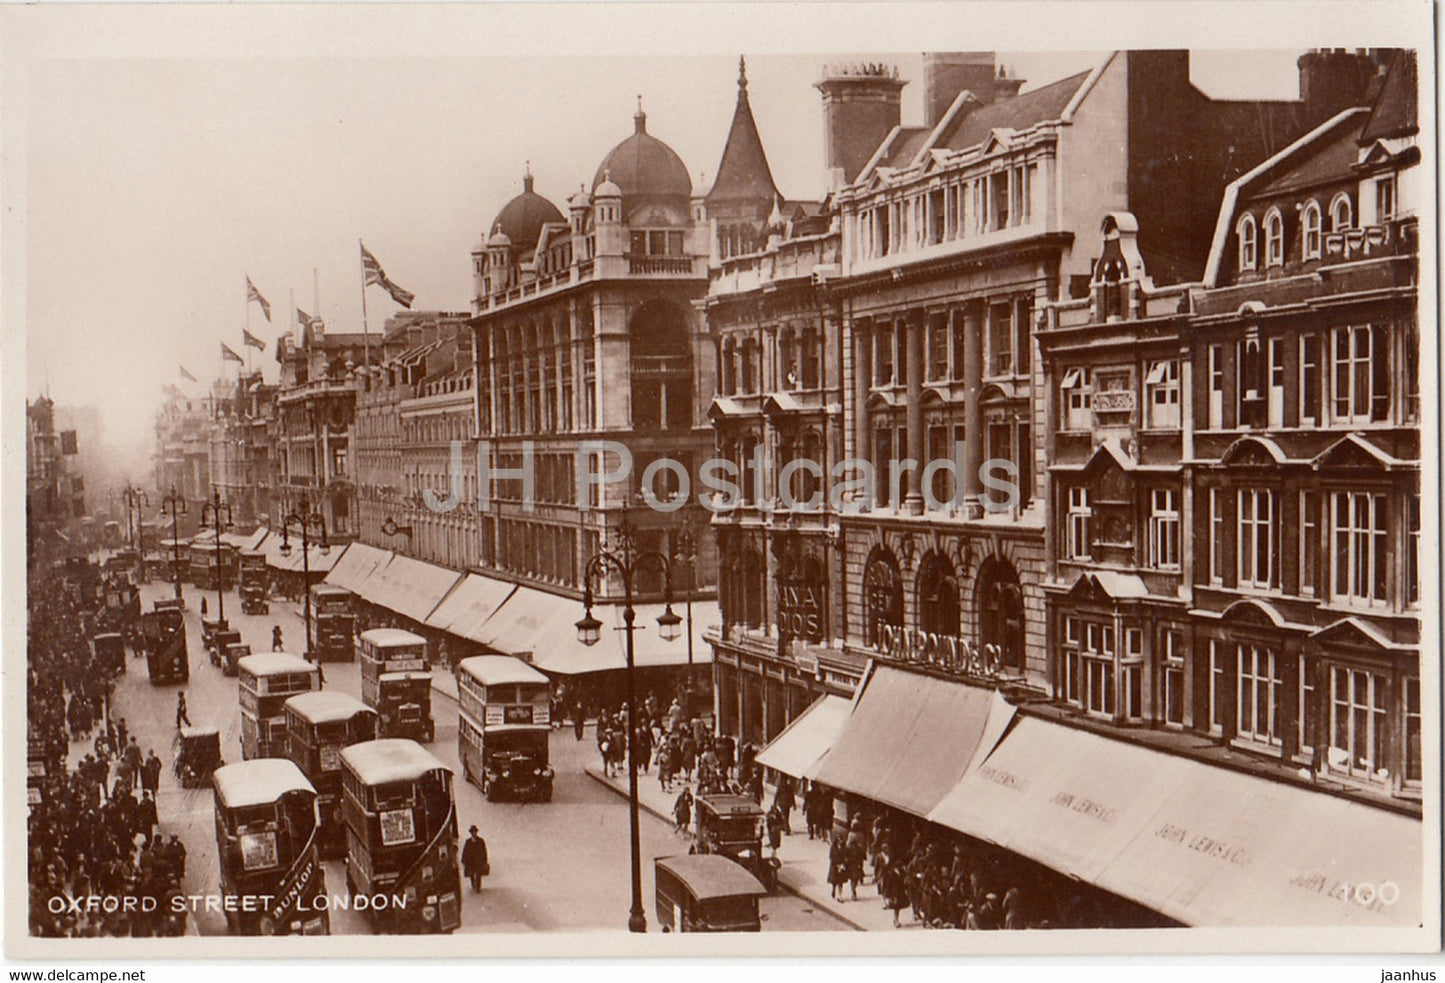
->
[634, 95, 646, 133]
[523, 160, 534, 193]
[706, 54, 780, 206]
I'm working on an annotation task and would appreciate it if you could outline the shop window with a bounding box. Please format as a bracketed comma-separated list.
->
[1328, 667, 1389, 784]
[1236, 644, 1282, 748]
[1332, 491, 1387, 607]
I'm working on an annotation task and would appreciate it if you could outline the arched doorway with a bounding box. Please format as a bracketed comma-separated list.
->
[977, 556, 1025, 673]
[862, 547, 903, 649]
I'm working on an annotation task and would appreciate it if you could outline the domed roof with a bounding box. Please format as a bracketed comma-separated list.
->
[489, 171, 564, 251]
[591, 106, 692, 200]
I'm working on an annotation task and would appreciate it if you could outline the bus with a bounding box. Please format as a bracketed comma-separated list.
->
[456, 656, 554, 802]
[142, 603, 188, 685]
[157, 539, 190, 584]
[308, 584, 356, 663]
[284, 691, 380, 859]
[357, 629, 434, 743]
[340, 739, 461, 934]
[189, 541, 235, 592]
[238, 653, 321, 760]
[212, 759, 329, 936]
[239, 550, 269, 615]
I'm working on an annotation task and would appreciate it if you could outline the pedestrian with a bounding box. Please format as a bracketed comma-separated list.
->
[774, 777, 795, 834]
[672, 787, 693, 836]
[573, 702, 585, 742]
[657, 742, 675, 792]
[766, 804, 784, 859]
[174, 693, 191, 730]
[199, 596, 207, 618]
[828, 835, 849, 901]
[141, 750, 162, 795]
[271, 625, 283, 652]
[461, 825, 489, 893]
[634, 724, 652, 776]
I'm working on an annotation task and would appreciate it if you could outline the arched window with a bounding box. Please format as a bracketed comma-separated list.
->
[1236, 213, 1257, 270]
[862, 548, 904, 648]
[1330, 192, 1353, 232]
[1263, 208, 1284, 267]
[916, 552, 960, 638]
[1301, 199, 1322, 260]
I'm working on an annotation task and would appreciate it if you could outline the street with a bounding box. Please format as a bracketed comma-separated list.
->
[109, 577, 852, 935]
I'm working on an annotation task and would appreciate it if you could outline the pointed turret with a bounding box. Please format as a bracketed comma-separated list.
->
[706, 56, 780, 206]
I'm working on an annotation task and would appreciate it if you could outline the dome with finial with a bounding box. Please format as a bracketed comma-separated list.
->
[594, 170, 622, 199]
[489, 165, 564, 252]
[591, 97, 692, 203]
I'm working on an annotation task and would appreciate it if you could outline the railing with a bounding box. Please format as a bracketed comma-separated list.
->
[627, 254, 694, 275]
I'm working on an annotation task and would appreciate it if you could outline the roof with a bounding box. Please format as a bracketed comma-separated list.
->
[237, 652, 315, 677]
[457, 655, 550, 687]
[213, 759, 315, 809]
[360, 627, 427, 649]
[341, 739, 449, 784]
[592, 108, 692, 201]
[1360, 49, 1417, 144]
[1252, 118, 1366, 198]
[654, 854, 767, 900]
[706, 58, 779, 205]
[284, 690, 375, 725]
[871, 126, 930, 171]
[934, 69, 1091, 152]
[490, 172, 565, 252]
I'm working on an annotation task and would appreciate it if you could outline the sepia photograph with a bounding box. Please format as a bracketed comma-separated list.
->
[2, 0, 1438, 964]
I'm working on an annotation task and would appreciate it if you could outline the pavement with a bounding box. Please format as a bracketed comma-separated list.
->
[582, 762, 910, 932]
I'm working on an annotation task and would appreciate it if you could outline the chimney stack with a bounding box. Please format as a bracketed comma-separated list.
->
[1297, 49, 1391, 125]
[922, 52, 1016, 127]
[816, 63, 907, 190]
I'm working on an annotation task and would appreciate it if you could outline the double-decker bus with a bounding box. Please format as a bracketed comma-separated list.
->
[142, 602, 188, 685]
[189, 541, 235, 592]
[308, 584, 356, 662]
[237, 653, 320, 760]
[357, 629, 434, 743]
[456, 656, 554, 802]
[212, 759, 329, 936]
[239, 550, 270, 614]
[284, 691, 380, 858]
[340, 739, 461, 934]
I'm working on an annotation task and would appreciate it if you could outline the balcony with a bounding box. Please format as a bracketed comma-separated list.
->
[277, 377, 354, 403]
[627, 253, 694, 276]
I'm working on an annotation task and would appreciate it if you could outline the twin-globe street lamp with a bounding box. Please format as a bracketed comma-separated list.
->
[198, 491, 234, 625]
[278, 494, 329, 659]
[159, 488, 188, 602]
[574, 510, 683, 934]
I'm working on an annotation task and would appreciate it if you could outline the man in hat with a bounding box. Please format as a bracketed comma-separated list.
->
[462, 825, 489, 893]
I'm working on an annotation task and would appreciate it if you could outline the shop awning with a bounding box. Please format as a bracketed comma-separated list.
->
[423, 573, 516, 645]
[470, 585, 567, 657]
[324, 542, 393, 593]
[359, 553, 463, 625]
[810, 663, 1013, 818]
[928, 716, 1423, 927]
[755, 694, 851, 779]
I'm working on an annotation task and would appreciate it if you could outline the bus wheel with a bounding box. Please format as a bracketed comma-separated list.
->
[483, 779, 494, 802]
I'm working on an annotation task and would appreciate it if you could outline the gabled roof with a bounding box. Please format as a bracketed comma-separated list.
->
[1311, 433, 1408, 471]
[869, 127, 931, 173]
[1360, 49, 1418, 144]
[933, 69, 1092, 153]
[707, 57, 780, 206]
[1308, 617, 1405, 652]
[1253, 119, 1367, 199]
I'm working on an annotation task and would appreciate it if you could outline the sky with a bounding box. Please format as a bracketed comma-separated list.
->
[6, 2, 1420, 465]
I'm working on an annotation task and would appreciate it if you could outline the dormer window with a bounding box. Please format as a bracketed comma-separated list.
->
[1237, 213, 1257, 270]
[1330, 192, 1353, 232]
[1263, 208, 1284, 267]
[1301, 200, 1322, 260]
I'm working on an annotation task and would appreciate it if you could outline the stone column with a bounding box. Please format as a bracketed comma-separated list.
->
[963, 302, 984, 515]
[905, 312, 925, 514]
[853, 319, 872, 474]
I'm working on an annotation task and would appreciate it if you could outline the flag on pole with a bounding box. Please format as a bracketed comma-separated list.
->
[179, 365, 197, 382]
[246, 276, 273, 321]
[360, 243, 415, 308]
[220, 342, 244, 363]
[242, 329, 266, 350]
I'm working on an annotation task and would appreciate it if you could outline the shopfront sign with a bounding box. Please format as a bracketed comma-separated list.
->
[777, 581, 824, 643]
[878, 625, 1004, 679]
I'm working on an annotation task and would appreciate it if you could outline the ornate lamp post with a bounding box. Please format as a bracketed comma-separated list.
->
[278, 494, 328, 660]
[672, 519, 699, 716]
[575, 510, 683, 934]
[159, 488, 188, 601]
[198, 490, 234, 625]
[122, 485, 149, 579]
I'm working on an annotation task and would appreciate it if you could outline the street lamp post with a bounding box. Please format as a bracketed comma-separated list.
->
[160, 488, 188, 602]
[278, 494, 328, 660]
[122, 485, 149, 580]
[198, 491, 234, 625]
[575, 510, 683, 934]
[673, 520, 698, 717]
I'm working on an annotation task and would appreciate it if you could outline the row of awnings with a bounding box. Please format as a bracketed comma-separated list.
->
[756, 663, 1422, 929]
[323, 543, 717, 677]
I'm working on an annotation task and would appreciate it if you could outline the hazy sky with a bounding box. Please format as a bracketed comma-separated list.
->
[6, 3, 1422, 459]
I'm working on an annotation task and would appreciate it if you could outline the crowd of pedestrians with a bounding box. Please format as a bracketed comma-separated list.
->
[27, 561, 191, 937]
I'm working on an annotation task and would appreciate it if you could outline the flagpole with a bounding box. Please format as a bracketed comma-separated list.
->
[358, 240, 371, 370]
[244, 277, 252, 376]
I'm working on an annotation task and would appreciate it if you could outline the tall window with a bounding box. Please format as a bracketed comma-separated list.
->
[1061, 368, 1090, 430]
[988, 301, 1013, 376]
[1237, 214, 1257, 270]
[1302, 200, 1323, 259]
[1330, 192, 1353, 232]
[927, 317, 948, 381]
[1268, 337, 1285, 428]
[1238, 336, 1265, 428]
[1162, 629, 1185, 726]
[1237, 644, 1282, 747]
[1066, 486, 1091, 560]
[1406, 493, 1421, 607]
[1300, 334, 1322, 426]
[1146, 359, 1181, 429]
[1332, 491, 1387, 606]
[1208, 640, 1225, 735]
[1148, 488, 1181, 569]
[1375, 175, 1396, 223]
[1404, 676, 1422, 785]
[1237, 488, 1275, 589]
[1299, 655, 1319, 756]
[1082, 621, 1116, 716]
[1300, 490, 1319, 596]
[1210, 488, 1226, 585]
[1334, 324, 1390, 423]
[1207, 344, 1225, 429]
[1263, 208, 1284, 267]
[862, 552, 903, 648]
[1329, 667, 1388, 783]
